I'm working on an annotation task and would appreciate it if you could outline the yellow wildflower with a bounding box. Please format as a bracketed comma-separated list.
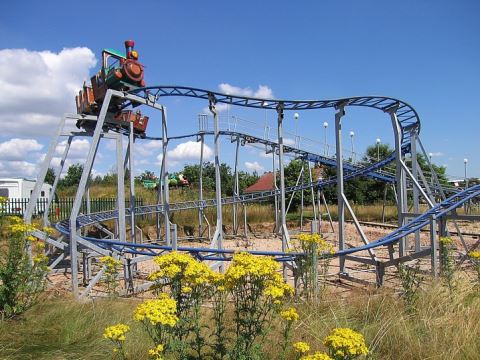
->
[43, 227, 55, 235]
[323, 327, 368, 358]
[468, 251, 480, 260]
[26, 235, 37, 242]
[280, 307, 299, 322]
[33, 253, 48, 264]
[99, 256, 122, 270]
[149, 252, 217, 287]
[439, 237, 453, 246]
[0, 196, 7, 203]
[293, 341, 310, 353]
[133, 294, 178, 327]
[148, 344, 164, 359]
[103, 323, 130, 342]
[300, 352, 333, 360]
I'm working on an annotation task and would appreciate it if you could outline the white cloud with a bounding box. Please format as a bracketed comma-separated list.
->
[168, 141, 213, 165]
[0, 138, 43, 160]
[202, 83, 275, 113]
[218, 83, 274, 99]
[0, 138, 44, 178]
[0, 160, 38, 178]
[429, 152, 444, 157]
[155, 141, 213, 167]
[0, 47, 97, 136]
[136, 140, 162, 157]
[245, 161, 264, 173]
[48, 138, 91, 172]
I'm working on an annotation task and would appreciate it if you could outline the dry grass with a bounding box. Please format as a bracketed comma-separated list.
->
[1, 276, 479, 359]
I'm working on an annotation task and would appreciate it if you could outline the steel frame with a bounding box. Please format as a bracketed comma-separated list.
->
[24, 86, 480, 298]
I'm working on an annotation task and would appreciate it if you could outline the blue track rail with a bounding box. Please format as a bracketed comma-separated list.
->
[54, 86, 478, 262]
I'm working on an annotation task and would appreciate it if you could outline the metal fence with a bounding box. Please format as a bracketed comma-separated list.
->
[0, 197, 144, 220]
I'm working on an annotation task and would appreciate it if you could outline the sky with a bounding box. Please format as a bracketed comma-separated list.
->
[0, 0, 478, 181]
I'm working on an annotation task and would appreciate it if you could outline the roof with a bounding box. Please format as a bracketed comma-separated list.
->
[244, 172, 275, 193]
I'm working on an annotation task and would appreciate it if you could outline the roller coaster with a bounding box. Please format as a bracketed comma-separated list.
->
[24, 47, 480, 298]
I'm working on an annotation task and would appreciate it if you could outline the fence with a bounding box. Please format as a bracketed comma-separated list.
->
[0, 197, 144, 221]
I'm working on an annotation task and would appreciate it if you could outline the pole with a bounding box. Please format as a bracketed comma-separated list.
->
[161, 106, 170, 245]
[276, 103, 290, 277]
[209, 95, 224, 268]
[335, 104, 346, 273]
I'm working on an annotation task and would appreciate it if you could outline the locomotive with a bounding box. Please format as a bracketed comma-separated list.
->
[75, 40, 149, 134]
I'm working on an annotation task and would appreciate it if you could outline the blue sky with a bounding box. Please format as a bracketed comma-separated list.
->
[0, 0, 478, 180]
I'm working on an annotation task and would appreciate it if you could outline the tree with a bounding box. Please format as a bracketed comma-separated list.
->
[44, 167, 56, 186]
[58, 163, 84, 188]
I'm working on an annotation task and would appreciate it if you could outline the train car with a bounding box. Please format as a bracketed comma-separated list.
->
[75, 40, 148, 135]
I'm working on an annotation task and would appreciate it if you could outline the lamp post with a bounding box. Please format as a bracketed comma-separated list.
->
[323, 122, 328, 156]
[349, 131, 355, 163]
[376, 138, 381, 161]
[464, 158, 469, 213]
[294, 113, 299, 147]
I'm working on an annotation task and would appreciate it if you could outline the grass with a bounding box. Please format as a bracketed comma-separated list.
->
[1, 277, 479, 359]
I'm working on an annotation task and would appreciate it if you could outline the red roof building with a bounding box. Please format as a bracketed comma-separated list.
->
[244, 172, 275, 193]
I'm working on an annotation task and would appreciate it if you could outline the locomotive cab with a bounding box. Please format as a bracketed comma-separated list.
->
[75, 40, 148, 135]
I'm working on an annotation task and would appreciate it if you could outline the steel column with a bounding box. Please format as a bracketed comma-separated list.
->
[198, 134, 205, 237]
[25, 115, 67, 224]
[335, 104, 346, 273]
[129, 122, 136, 244]
[116, 134, 126, 244]
[69, 90, 113, 296]
[209, 96, 224, 264]
[276, 103, 290, 259]
[388, 106, 408, 256]
[232, 137, 240, 234]
[43, 135, 72, 226]
[161, 106, 170, 245]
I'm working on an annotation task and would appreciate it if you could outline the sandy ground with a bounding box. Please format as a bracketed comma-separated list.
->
[46, 219, 480, 298]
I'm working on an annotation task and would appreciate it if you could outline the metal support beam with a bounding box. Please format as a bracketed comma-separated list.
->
[25, 116, 67, 224]
[161, 106, 170, 245]
[198, 134, 205, 237]
[335, 104, 346, 273]
[129, 122, 136, 244]
[430, 215, 438, 277]
[43, 135, 72, 226]
[388, 106, 408, 256]
[411, 130, 421, 251]
[276, 103, 290, 278]
[232, 137, 240, 234]
[69, 90, 113, 297]
[116, 134, 126, 244]
[209, 95, 224, 267]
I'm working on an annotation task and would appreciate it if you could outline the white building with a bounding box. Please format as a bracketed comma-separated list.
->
[0, 178, 52, 214]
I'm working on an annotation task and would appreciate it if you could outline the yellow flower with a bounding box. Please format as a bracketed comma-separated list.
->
[0, 196, 7, 204]
[33, 253, 48, 264]
[103, 323, 130, 342]
[26, 235, 37, 242]
[300, 352, 333, 360]
[43, 227, 55, 235]
[280, 307, 299, 322]
[133, 294, 178, 327]
[468, 251, 480, 260]
[293, 341, 310, 353]
[149, 252, 217, 287]
[181, 286, 193, 294]
[323, 327, 368, 358]
[99, 256, 122, 270]
[148, 344, 165, 359]
[439, 237, 453, 246]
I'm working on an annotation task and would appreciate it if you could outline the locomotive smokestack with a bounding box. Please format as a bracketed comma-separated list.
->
[125, 40, 135, 58]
